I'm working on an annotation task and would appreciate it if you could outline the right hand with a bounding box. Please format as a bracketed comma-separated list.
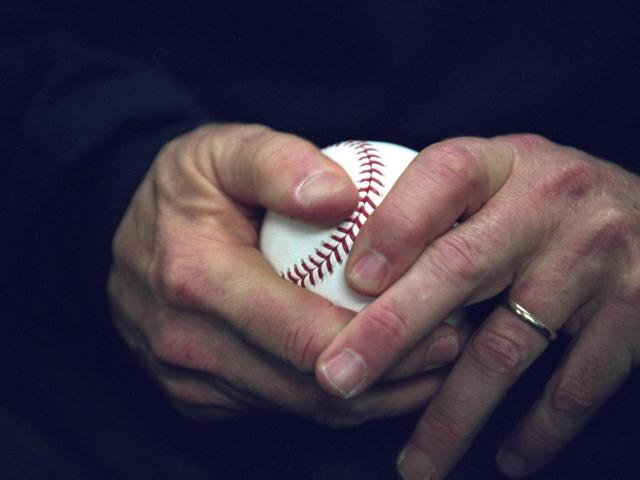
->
[107, 124, 464, 425]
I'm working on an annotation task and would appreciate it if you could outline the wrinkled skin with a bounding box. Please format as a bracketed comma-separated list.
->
[314, 134, 640, 478]
[108, 124, 464, 427]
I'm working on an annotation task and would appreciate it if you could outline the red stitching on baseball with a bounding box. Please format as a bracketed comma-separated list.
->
[282, 141, 386, 288]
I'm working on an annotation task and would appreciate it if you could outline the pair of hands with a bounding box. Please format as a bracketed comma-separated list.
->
[108, 124, 640, 479]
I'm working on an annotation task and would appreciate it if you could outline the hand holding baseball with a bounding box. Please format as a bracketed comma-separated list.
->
[314, 134, 640, 478]
[108, 124, 462, 424]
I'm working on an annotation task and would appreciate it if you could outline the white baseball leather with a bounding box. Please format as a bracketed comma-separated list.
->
[260, 140, 417, 311]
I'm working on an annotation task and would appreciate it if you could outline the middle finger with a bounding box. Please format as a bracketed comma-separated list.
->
[315, 207, 541, 398]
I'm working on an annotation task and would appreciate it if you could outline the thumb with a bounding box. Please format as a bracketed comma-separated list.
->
[207, 124, 359, 224]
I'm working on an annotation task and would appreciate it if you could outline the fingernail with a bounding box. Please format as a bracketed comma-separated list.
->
[497, 449, 528, 478]
[424, 334, 459, 371]
[397, 444, 436, 480]
[320, 348, 367, 398]
[349, 249, 389, 292]
[295, 170, 350, 206]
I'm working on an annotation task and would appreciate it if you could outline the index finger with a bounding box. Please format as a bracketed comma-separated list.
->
[344, 137, 513, 295]
[315, 137, 522, 397]
[207, 124, 359, 224]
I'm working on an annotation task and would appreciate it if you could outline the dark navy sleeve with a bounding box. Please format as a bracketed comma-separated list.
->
[0, 2, 208, 351]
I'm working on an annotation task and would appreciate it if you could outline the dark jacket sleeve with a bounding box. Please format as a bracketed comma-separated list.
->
[0, 3, 207, 351]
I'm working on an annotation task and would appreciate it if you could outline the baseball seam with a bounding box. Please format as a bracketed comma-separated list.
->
[283, 141, 386, 288]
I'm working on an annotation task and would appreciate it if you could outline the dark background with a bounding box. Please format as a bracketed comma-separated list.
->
[1, 1, 639, 478]
[50, 1, 640, 162]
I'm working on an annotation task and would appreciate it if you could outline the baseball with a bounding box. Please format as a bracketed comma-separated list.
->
[260, 140, 462, 325]
[259, 140, 415, 311]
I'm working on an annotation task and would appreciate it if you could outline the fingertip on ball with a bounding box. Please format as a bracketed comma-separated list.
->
[292, 169, 358, 222]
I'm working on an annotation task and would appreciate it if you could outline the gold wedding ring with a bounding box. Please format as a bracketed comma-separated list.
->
[505, 297, 558, 342]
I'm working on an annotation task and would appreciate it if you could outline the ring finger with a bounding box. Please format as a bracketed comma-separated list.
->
[397, 249, 603, 479]
[497, 301, 636, 477]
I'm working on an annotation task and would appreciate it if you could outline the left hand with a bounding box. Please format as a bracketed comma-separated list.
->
[314, 134, 640, 478]
[108, 123, 463, 427]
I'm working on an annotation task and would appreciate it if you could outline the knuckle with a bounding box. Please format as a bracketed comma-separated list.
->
[150, 249, 205, 308]
[154, 138, 196, 186]
[506, 133, 551, 154]
[518, 416, 559, 456]
[567, 204, 636, 265]
[421, 404, 468, 446]
[428, 232, 485, 285]
[469, 323, 532, 381]
[284, 323, 324, 372]
[536, 157, 601, 201]
[372, 196, 423, 245]
[208, 123, 269, 163]
[150, 323, 213, 371]
[589, 205, 634, 250]
[360, 300, 412, 355]
[422, 141, 479, 192]
[550, 374, 597, 418]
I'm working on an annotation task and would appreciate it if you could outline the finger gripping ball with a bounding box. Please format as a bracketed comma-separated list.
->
[260, 140, 417, 311]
